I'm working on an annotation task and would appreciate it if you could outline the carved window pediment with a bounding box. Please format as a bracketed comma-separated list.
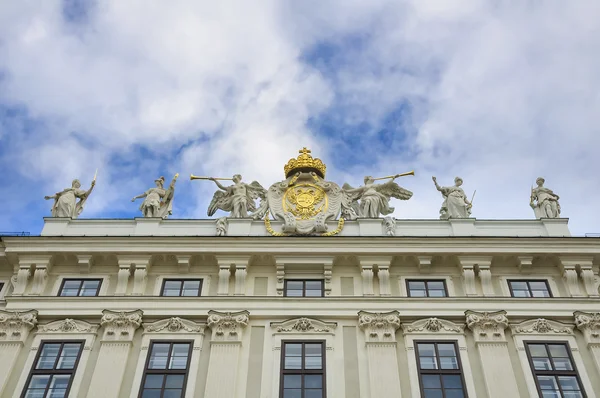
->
[143, 317, 205, 334]
[511, 318, 574, 335]
[402, 317, 464, 335]
[270, 317, 337, 334]
[37, 319, 98, 334]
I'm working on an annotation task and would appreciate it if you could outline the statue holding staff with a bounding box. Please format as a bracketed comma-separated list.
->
[191, 174, 266, 218]
[343, 171, 414, 218]
[131, 173, 179, 218]
[530, 177, 560, 218]
[432, 176, 472, 219]
[44, 170, 97, 218]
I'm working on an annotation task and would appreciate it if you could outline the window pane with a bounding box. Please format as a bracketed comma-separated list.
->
[410, 289, 427, 297]
[47, 375, 71, 398]
[305, 281, 322, 291]
[56, 344, 81, 369]
[562, 392, 584, 398]
[144, 374, 164, 388]
[283, 375, 301, 389]
[558, 376, 581, 391]
[284, 356, 302, 370]
[165, 375, 185, 389]
[305, 289, 323, 297]
[441, 375, 463, 389]
[169, 356, 188, 370]
[286, 281, 303, 290]
[445, 390, 465, 398]
[439, 356, 459, 370]
[305, 375, 322, 389]
[141, 391, 161, 398]
[424, 390, 443, 398]
[63, 280, 82, 289]
[420, 357, 437, 369]
[182, 280, 201, 296]
[80, 280, 100, 296]
[428, 289, 446, 297]
[163, 390, 182, 398]
[541, 392, 560, 398]
[537, 375, 560, 390]
[512, 289, 530, 297]
[149, 344, 170, 369]
[437, 344, 457, 357]
[408, 281, 426, 290]
[552, 357, 573, 371]
[24, 390, 46, 398]
[163, 281, 182, 296]
[305, 356, 322, 369]
[305, 389, 323, 398]
[427, 281, 445, 290]
[418, 344, 436, 358]
[422, 375, 441, 389]
[47, 389, 67, 398]
[531, 289, 551, 298]
[533, 358, 553, 371]
[60, 288, 80, 297]
[528, 344, 548, 357]
[305, 344, 322, 356]
[510, 281, 528, 290]
[26, 375, 51, 391]
[285, 344, 302, 357]
[283, 390, 301, 398]
[529, 281, 548, 290]
[37, 344, 61, 369]
[548, 344, 569, 358]
[172, 344, 190, 357]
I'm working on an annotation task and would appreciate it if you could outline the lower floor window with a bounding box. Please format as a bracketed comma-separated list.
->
[139, 341, 192, 398]
[280, 341, 325, 398]
[415, 341, 467, 398]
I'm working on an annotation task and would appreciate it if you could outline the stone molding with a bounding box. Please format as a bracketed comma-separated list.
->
[511, 318, 574, 335]
[402, 317, 464, 334]
[574, 311, 600, 345]
[270, 317, 337, 334]
[207, 310, 249, 341]
[143, 317, 205, 334]
[358, 310, 400, 343]
[100, 309, 143, 341]
[465, 310, 509, 342]
[37, 319, 98, 334]
[0, 310, 38, 342]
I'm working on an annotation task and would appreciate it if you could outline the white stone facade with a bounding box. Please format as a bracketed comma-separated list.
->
[0, 218, 598, 397]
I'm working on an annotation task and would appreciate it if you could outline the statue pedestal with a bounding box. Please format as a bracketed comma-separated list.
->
[449, 218, 477, 235]
[356, 218, 384, 236]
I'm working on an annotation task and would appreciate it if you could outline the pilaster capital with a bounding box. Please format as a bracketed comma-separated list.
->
[38, 319, 99, 334]
[559, 256, 595, 270]
[207, 310, 249, 341]
[465, 310, 509, 342]
[17, 254, 53, 270]
[100, 309, 143, 341]
[144, 317, 205, 334]
[358, 310, 400, 343]
[574, 311, 600, 345]
[0, 309, 38, 342]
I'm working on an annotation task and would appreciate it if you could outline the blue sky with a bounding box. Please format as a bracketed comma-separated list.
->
[1, 1, 599, 235]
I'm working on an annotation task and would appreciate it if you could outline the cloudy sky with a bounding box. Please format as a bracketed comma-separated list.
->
[1, 1, 599, 235]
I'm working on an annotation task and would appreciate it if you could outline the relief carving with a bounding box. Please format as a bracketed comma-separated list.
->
[511, 318, 574, 335]
[358, 310, 400, 342]
[0, 310, 38, 341]
[144, 317, 205, 334]
[38, 319, 98, 334]
[402, 317, 464, 334]
[465, 310, 509, 342]
[271, 317, 337, 334]
[207, 310, 249, 341]
[100, 309, 143, 341]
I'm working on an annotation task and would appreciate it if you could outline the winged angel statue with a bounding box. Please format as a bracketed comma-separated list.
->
[343, 174, 413, 218]
[207, 174, 267, 218]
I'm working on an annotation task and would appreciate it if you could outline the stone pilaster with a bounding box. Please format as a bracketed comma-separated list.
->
[18, 255, 53, 296]
[358, 311, 402, 398]
[378, 266, 391, 296]
[0, 310, 37, 396]
[115, 259, 131, 295]
[360, 266, 374, 296]
[204, 310, 249, 397]
[217, 263, 231, 296]
[465, 310, 519, 398]
[12, 266, 31, 296]
[87, 310, 143, 398]
[234, 265, 247, 295]
[574, 311, 600, 375]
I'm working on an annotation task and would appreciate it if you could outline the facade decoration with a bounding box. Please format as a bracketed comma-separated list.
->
[270, 317, 337, 334]
[358, 310, 400, 342]
[207, 310, 249, 341]
[37, 318, 98, 334]
[574, 311, 600, 343]
[465, 310, 509, 342]
[343, 172, 414, 218]
[215, 217, 228, 236]
[44, 173, 96, 218]
[100, 309, 143, 340]
[383, 216, 396, 236]
[144, 317, 205, 334]
[402, 317, 464, 334]
[530, 177, 561, 218]
[512, 318, 574, 335]
[196, 174, 267, 219]
[0, 310, 38, 341]
[131, 174, 179, 218]
[432, 176, 473, 219]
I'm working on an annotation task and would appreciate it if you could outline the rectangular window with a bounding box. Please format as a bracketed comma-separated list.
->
[280, 341, 325, 398]
[160, 280, 203, 297]
[508, 280, 552, 298]
[525, 342, 586, 398]
[284, 280, 324, 297]
[58, 279, 102, 297]
[407, 280, 448, 297]
[139, 341, 192, 398]
[415, 341, 468, 398]
[21, 341, 84, 398]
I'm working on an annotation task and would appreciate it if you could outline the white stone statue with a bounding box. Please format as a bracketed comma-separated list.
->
[530, 177, 561, 218]
[343, 174, 413, 218]
[131, 174, 179, 218]
[432, 176, 472, 219]
[206, 175, 267, 218]
[44, 177, 96, 218]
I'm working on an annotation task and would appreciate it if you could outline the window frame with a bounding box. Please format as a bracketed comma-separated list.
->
[406, 279, 449, 298]
[414, 340, 469, 398]
[20, 340, 85, 398]
[507, 279, 553, 298]
[138, 340, 194, 398]
[159, 279, 203, 297]
[283, 280, 325, 297]
[279, 340, 327, 398]
[58, 278, 103, 297]
[524, 340, 587, 398]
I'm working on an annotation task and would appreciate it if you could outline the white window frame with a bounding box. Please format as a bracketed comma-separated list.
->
[153, 274, 211, 296]
[499, 276, 559, 298]
[398, 276, 456, 297]
[51, 275, 110, 296]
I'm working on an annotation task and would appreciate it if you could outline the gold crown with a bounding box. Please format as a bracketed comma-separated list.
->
[284, 147, 327, 178]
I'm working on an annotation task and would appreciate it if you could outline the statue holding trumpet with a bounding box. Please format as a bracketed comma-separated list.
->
[191, 174, 266, 218]
[343, 171, 414, 218]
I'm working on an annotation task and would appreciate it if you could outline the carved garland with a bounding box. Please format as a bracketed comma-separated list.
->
[38, 319, 97, 333]
[272, 317, 336, 333]
[513, 318, 573, 334]
[402, 317, 464, 334]
[145, 317, 204, 333]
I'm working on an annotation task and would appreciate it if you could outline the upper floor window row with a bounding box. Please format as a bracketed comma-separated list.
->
[508, 280, 552, 298]
[284, 280, 324, 297]
[407, 280, 448, 297]
[161, 279, 203, 297]
[59, 279, 102, 297]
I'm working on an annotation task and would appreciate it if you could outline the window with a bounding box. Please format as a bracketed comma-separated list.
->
[415, 341, 468, 398]
[160, 280, 202, 297]
[407, 280, 448, 297]
[139, 341, 192, 398]
[525, 342, 586, 398]
[21, 341, 83, 398]
[280, 341, 325, 398]
[508, 280, 552, 298]
[284, 280, 324, 297]
[58, 279, 102, 297]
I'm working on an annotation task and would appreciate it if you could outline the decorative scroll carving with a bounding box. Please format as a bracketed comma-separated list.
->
[574, 311, 600, 344]
[383, 216, 396, 236]
[38, 319, 98, 334]
[0, 310, 38, 342]
[358, 310, 400, 342]
[144, 317, 205, 334]
[271, 317, 337, 334]
[100, 309, 143, 341]
[402, 317, 464, 334]
[511, 318, 573, 335]
[207, 310, 249, 341]
[465, 310, 509, 342]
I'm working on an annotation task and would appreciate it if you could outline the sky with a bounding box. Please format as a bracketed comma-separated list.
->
[0, 1, 599, 235]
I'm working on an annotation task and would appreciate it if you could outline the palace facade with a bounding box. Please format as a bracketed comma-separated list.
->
[0, 217, 599, 398]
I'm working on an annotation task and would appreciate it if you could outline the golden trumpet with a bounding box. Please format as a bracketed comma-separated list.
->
[373, 170, 415, 181]
[190, 175, 234, 181]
